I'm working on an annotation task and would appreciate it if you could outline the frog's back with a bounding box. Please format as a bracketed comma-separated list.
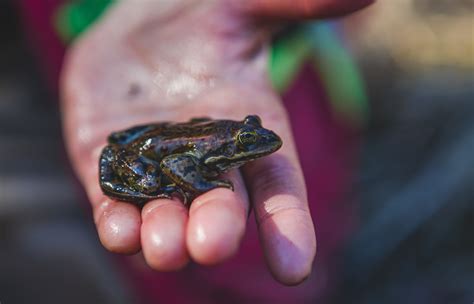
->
[107, 118, 237, 147]
[108, 118, 230, 145]
[107, 122, 170, 145]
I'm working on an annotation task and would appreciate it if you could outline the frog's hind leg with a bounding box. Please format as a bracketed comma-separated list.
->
[99, 145, 119, 187]
[99, 145, 170, 205]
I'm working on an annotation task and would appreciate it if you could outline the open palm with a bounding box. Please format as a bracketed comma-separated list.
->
[61, 0, 372, 285]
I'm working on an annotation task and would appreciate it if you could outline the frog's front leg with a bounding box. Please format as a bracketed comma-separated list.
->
[160, 154, 234, 195]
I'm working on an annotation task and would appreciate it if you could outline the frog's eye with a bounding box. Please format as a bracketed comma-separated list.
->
[238, 131, 257, 146]
[244, 115, 262, 127]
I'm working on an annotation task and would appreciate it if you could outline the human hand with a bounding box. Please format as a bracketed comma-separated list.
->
[61, 0, 373, 285]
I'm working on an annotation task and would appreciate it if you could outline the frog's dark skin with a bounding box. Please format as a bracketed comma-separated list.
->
[99, 115, 282, 206]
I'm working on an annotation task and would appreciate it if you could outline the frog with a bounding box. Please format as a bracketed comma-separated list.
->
[99, 115, 282, 206]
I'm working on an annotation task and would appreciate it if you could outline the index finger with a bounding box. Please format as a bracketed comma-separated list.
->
[81, 162, 142, 255]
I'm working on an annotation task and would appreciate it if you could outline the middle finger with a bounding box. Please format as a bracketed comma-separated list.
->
[186, 171, 249, 265]
[141, 198, 190, 271]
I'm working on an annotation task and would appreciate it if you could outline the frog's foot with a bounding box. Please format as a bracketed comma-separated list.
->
[180, 191, 195, 207]
[160, 154, 235, 197]
[154, 185, 195, 207]
[157, 183, 191, 205]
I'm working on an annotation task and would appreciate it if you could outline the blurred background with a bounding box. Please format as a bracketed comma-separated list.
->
[0, 0, 472, 303]
[0, 1, 135, 303]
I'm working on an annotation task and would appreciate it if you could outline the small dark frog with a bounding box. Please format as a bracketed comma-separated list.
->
[99, 115, 282, 205]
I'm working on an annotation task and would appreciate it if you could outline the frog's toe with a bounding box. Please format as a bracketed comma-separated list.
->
[217, 179, 234, 191]
[153, 193, 173, 200]
[181, 191, 195, 207]
[172, 188, 192, 206]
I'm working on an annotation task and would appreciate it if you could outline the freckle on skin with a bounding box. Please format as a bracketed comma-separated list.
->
[127, 83, 141, 98]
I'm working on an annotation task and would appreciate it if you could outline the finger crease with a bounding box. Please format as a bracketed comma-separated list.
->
[256, 205, 310, 227]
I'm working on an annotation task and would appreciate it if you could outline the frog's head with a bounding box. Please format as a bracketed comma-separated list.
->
[204, 115, 282, 172]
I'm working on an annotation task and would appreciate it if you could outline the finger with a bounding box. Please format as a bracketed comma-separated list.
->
[235, 0, 374, 19]
[243, 128, 316, 286]
[93, 196, 142, 255]
[187, 171, 249, 265]
[76, 160, 142, 255]
[141, 199, 189, 271]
